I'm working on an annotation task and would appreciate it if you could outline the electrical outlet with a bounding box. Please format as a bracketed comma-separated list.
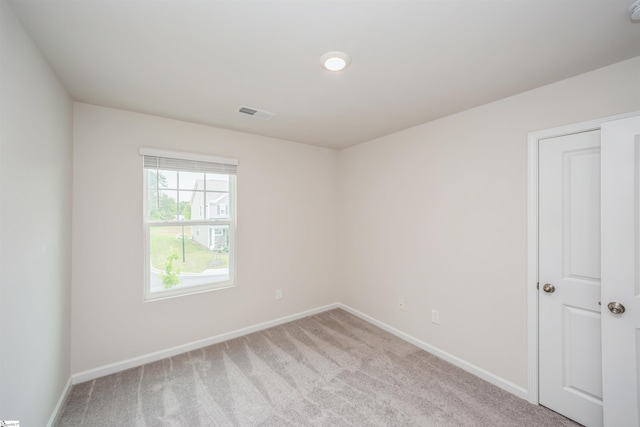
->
[431, 310, 440, 325]
[276, 289, 283, 300]
[399, 298, 405, 311]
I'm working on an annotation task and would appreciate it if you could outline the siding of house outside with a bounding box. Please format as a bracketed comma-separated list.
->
[191, 179, 230, 249]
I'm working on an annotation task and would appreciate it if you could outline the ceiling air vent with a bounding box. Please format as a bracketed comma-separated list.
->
[237, 105, 276, 120]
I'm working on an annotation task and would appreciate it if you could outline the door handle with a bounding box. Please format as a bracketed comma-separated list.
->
[607, 302, 625, 314]
[542, 283, 555, 293]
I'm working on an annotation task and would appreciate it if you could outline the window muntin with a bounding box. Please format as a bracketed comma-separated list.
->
[141, 149, 237, 301]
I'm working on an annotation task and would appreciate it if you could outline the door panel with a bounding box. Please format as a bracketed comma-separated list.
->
[539, 130, 603, 427]
[563, 305, 602, 400]
[565, 147, 601, 281]
[601, 115, 640, 426]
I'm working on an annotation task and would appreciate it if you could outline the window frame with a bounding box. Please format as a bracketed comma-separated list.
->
[140, 147, 238, 302]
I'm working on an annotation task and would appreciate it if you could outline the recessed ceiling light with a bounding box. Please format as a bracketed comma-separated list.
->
[321, 51, 350, 72]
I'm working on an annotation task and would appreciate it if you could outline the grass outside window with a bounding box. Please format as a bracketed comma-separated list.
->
[150, 226, 229, 273]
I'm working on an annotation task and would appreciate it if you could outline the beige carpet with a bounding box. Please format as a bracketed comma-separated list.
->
[56, 309, 578, 426]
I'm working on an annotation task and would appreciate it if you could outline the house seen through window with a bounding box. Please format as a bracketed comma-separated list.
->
[141, 148, 237, 300]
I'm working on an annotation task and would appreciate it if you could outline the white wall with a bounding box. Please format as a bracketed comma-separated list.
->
[71, 57, 640, 389]
[0, 0, 73, 425]
[338, 57, 640, 389]
[71, 104, 339, 373]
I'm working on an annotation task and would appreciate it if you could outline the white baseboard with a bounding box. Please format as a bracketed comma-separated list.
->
[71, 301, 527, 403]
[71, 303, 340, 384]
[337, 303, 529, 401]
[47, 375, 72, 427]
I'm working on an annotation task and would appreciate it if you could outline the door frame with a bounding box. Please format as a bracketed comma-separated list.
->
[526, 111, 639, 405]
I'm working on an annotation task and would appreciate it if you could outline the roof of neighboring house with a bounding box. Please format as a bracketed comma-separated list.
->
[190, 180, 230, 204]
[209, 193, 229, 204]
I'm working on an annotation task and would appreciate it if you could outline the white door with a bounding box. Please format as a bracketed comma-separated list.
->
[539, 130, 603, 427]
[601, 115, 640, 426]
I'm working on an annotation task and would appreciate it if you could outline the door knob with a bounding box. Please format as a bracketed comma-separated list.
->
[607, 302, 626, 314]
[542, 283, 555, 293]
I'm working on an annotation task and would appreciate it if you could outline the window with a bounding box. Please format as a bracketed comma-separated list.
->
[140, 148, 237, 300]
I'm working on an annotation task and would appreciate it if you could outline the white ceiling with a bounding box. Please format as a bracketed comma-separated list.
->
[9, 0, 640, 150]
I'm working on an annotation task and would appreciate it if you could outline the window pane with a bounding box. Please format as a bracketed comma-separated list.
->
[205, 174, 229, 192]
[178, 171, 202, 191]
[188, 175, 230, 220]
[149, 189, 177, 221]
[177, 190, 192, 220]
[149, 225, 230, 293]
[206, 191, 230, 219]
[191, 191, 205, 220]
[146, 169, 159, 219]
[147, 171, 179, 221]
[146, 169, 172, 189]
[160, 170, 177, 189]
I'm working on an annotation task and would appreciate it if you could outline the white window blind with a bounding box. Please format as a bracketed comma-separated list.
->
[140, 147, 237, 175]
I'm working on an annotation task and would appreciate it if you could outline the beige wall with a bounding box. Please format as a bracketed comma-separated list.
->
[71, 104, 339, 373]
[338, 56, 640, 388]
[72, 57, 640, 388]
[0, 0, 73, 424]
